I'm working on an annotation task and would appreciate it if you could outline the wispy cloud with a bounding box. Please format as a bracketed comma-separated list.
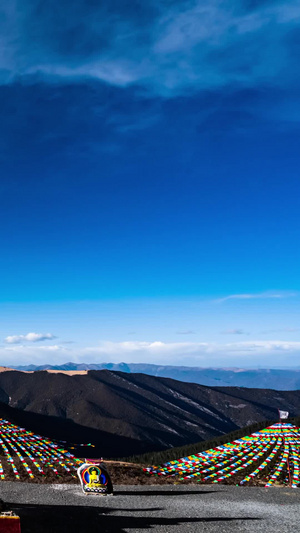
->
[1, 0, 300, 96]
[260, 327, 300, 335]
[176, 330, 196, 335]
[215, 291, 299, 303]
[4, 332, 56, 344]
[221, 329, 248, 335]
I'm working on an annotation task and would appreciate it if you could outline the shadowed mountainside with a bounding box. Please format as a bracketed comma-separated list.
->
[0, 370, 299, 457]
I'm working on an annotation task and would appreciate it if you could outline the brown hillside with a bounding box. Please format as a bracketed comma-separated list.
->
[0, 370, 299, 457]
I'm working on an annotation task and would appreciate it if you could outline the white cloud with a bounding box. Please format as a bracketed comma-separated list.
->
[89, 339, 300, 355]
[1, 339, 300, 369]
[4, 332, 56, 344]
[80, 340, 300, 367]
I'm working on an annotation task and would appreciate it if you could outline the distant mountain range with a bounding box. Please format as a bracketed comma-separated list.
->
[13, 362, 300, 390]
[1, 368, 300, 457]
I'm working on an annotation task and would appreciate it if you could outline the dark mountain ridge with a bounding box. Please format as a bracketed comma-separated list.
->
[13, 362, 300, 390]
[0, 369, 299, 457]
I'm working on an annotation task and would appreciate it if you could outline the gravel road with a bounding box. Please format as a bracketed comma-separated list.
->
[1, 482, 299, 532]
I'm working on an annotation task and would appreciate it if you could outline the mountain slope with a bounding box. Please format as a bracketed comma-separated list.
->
[0, 369, 300, 456]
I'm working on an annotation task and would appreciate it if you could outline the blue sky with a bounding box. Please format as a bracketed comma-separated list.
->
[0, 0, 300, 367]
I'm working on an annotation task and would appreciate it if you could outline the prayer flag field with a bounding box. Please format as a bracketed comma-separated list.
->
[0, 418, 83, 482]
[144, 423, 300, 487]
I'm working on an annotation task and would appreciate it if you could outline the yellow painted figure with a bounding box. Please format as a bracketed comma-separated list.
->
[88, 467, 101, 487]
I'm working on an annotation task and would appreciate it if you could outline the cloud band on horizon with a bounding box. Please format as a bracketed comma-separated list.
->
[1, 339, 300, 368]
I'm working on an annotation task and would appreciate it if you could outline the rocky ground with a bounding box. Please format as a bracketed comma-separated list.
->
[1, 482, 299, 533]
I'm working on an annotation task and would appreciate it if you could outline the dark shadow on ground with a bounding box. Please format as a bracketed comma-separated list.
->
[116, 489, 221, 496]
[8, 503, 262, 533]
